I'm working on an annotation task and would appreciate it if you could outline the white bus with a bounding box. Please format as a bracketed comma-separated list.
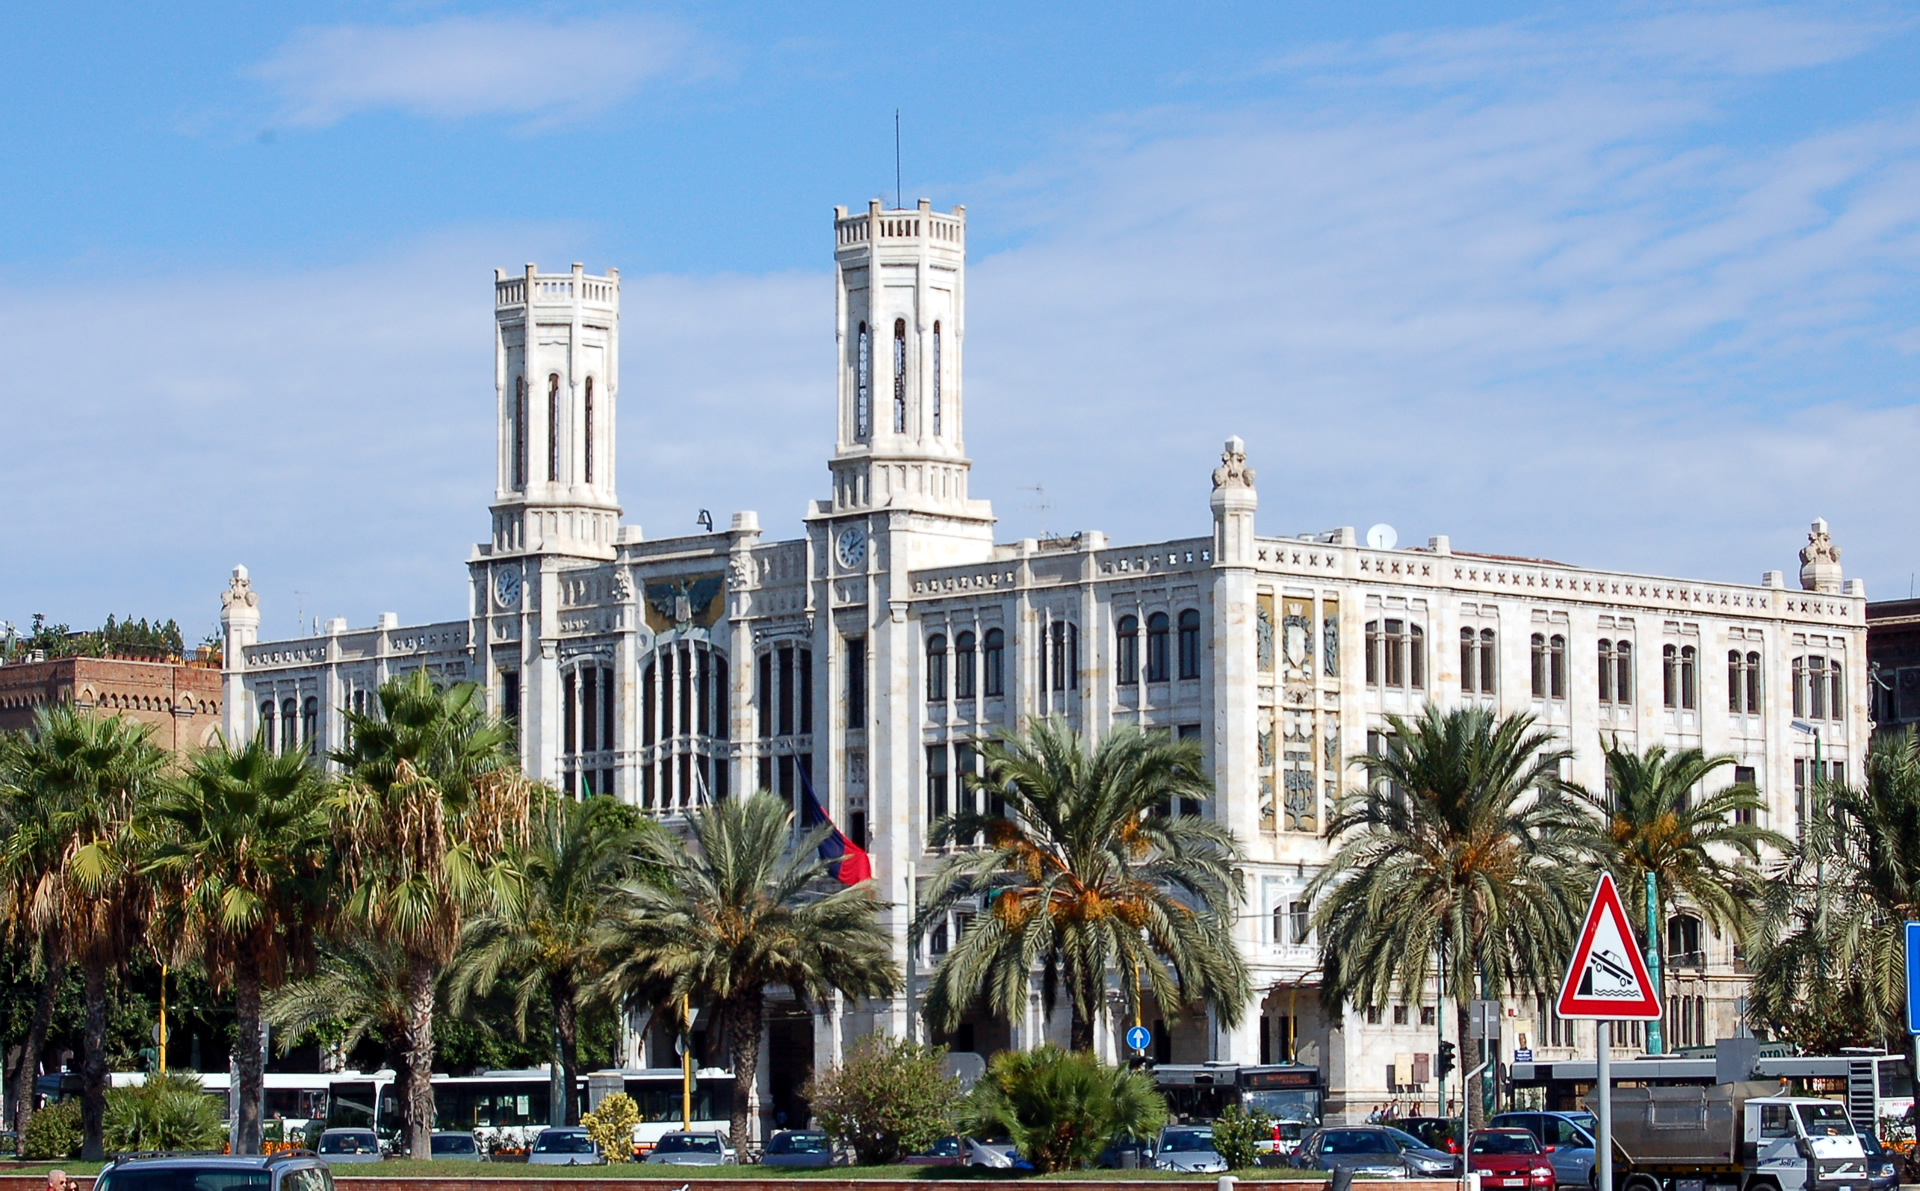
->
[103, 1071, 334, 1141]
[324, 1066, 734, 1154]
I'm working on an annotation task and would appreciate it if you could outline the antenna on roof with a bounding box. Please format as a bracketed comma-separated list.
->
[895, 109, 902, 210]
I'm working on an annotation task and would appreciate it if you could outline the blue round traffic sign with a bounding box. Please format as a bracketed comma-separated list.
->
[1126, 1025, 1152, 1052]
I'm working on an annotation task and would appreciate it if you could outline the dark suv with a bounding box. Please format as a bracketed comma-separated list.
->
[95, 1153, 336, 1191]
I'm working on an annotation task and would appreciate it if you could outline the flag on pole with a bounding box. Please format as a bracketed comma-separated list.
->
[799, 765, 871, 885]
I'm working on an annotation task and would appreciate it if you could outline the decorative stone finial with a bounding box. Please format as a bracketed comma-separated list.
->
[1212, 436, 1256, 490]
[221, 565, 257, 610]
[1799, 518, 1843, 593]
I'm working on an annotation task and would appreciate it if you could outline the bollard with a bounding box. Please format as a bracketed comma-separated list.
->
[1331, 1166, 1356, 1191]
[1217, 1175, 1238, 1191]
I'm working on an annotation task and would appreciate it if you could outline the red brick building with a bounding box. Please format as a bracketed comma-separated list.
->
[0, 655, 224, 757]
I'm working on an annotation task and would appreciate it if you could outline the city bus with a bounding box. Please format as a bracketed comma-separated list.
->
[325, 1066, 734, 1153]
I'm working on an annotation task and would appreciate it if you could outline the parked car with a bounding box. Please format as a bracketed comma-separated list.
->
[762, 1130, 836, 1168]
[1293, 1125, 1460, 1177]
[644, 1130, 736, 1166]
[1401, 1115, 1462, 1154]
[1154, 1125, 1229, 1174]
[964, 1138, 1029, 1169]
[428, 1132, 485, 1161]
[96, 1151, 338, 1191]
[527, 1127, 606, 1166]
[1490, 1110, 1599, 1191]
[1096, 1133, 1155, 1169]
[1469, 1128, 1557, 1191]
[902, 1137, 964, 1166]
[1858, 1130, 1900, 1191]
[314, 1128, 384, 1165]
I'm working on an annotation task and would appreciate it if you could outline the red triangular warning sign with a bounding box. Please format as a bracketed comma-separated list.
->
[1555, 872, 1661, 1020]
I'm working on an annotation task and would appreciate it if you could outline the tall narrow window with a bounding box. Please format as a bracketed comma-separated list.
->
[1146, 613, 1170, 683]
[983, 628, 1005, 697]
[282, 699, 298, 754]
[1531, 633, 1546, 697]
[927, 634, 947, 702]
[1117, 615, 1140, 686]
[1462, 628, 1478, 693]
[1746, 651, 1762, 713]
[1409, 624, 1425, 689]
[1830, 660, 1843, 722]
[931, 321, 942, 436]
[1550, 634, 1567, 699]
[1616, 641, 1633, 705]
[1729, 650, 1743, 713]
[1177, 609, 1202, 680]
[583, 377, 594, 484]
[846, 636, 867, 726]
[260, 701, 276, 753]
[547, 373, 560, 482]
[955, 631, 976, 699]
[1792, 657, 1807, 717]
[1681, 645, 1696, 710]
[1663, 645, 1679, 709]
[1479, 629, 1496, 695]
[1367, 620, 1382, 686]
[856, 322, 871, 438]
[1599, 641, 1614, 703]
[1049, 622, 1078, 692]
[1809, 656, 1827, 720]
[893, 318, 907, 434]
[303, 697, 318, 757]
[927, 744, 949, 823]
[513, 376, 527, 489]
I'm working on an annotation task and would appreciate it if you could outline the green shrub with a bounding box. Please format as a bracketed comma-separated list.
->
[961, 1045, 1167, 1173]
[581, 1093, 640, 1162]
[21, 1099, 82, 1160]
[807, 1034, 962, 1165]
[1210, 1104, 1272, 1170]
[104, 1072, 225, 1153]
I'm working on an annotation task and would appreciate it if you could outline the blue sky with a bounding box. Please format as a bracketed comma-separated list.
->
[3, 2, 1918, 642]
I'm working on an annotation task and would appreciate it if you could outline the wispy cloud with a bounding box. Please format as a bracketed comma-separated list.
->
[249, 14, 704, 128]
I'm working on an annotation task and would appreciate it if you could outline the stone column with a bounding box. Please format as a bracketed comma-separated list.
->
[219, 566, 260, 742]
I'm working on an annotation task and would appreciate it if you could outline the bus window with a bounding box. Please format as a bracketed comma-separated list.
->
[1880, 1061, 1914, 1100]
[327, 1083, 377, 1130]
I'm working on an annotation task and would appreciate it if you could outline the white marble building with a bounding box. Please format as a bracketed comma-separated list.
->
[222, 198, 1869, 1127]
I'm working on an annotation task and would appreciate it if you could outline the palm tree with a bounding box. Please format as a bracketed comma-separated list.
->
[0, 706, 168, 1158]
[915, 718, 1251, 1053]
[329, 669, 532, 1158]
[448, 791, 659, 1124]
[0, 729, 68, 1138]
[1748, 728, 1920, 1052]
[143, 733, 333, 1153]
[598, 790, 899, 1146]
[1574, 742, 1785, 1054]
[266, 928, 419, 1132]
[1308, 706, 1590, 1129]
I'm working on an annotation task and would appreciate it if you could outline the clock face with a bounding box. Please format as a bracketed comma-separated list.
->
[836, 526, 867, 569]
[494, 565, 522, 609]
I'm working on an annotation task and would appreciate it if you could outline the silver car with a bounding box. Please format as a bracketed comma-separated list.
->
[644, 1130, 735, 1166]
[527, 1127, 606, 1165]
[314, 1128, 384, 1165]
[1154, 1125, 1229, 1174]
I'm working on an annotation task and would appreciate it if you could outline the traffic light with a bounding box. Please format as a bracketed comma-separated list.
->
[1437, 1040, 1456, 1081]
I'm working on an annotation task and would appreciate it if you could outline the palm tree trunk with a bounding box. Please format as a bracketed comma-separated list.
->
[403, 955, 438, 1158]
[1456, 1000, 1484, 1133]
[80, 961, 109, 1161]
[7, 957, 62, 1137]
[724, 996, 764, 1149]
[233, 960, 266, 1155]
[553, 980, 580, 1126]
[1069, 1001, 1096, 1052]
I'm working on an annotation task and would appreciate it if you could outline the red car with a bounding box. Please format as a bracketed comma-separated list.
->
[1469, 1128, 1556, 1191]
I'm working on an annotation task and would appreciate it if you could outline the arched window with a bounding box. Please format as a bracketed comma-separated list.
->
[1463, 628, 1478, 693]
[1146, 612, 1170, 683]
[1531, 633, 1547, 697]
[513, 376, 527, 489]
[892, 318, 908, 434]
[1600, 640, 1632, 705]
[1746, 651, 1762, 713]
[983, 628, 1005, 698]
[856, 322, 871, 438]
[1663, 644, 1679, 708]
[1408, 624, 1425, 689]
[931, 320, 942, 436]
[1478, 629, 1496, 695]
[303, 697, 319, 758]
[955, 631, 976, 699]
[281, 698, 299, 754]
[1728, 650, 1743, 712]
[1044, 621, 1078, 692]
[638, 639, 731, 812]
[1680, 645, 1696, 710]
[1116, 615, 1139, 686]
[926, 634, 947, 703]
[1549, 634, 1567, 698]
[583, 377, 594, 484]
[547, 374, 560, 482]
[259, 701, 276, 752]
[1177, 609, 1201, 680]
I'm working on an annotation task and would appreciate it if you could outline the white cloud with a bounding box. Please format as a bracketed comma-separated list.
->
[250, 14, 701, 127]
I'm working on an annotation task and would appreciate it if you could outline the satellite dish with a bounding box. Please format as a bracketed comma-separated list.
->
[1366, 523, 1399, 550]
